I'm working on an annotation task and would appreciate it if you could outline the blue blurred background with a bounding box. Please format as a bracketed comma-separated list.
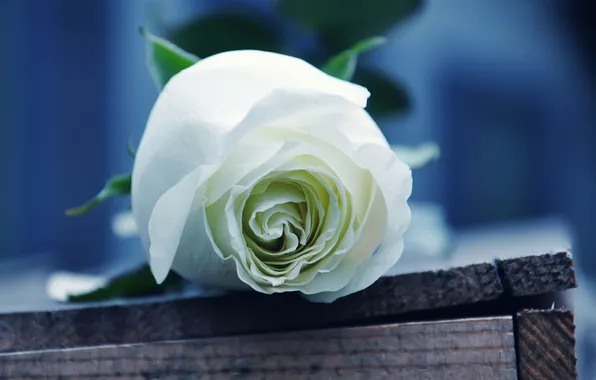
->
[0, 0, 595, 376]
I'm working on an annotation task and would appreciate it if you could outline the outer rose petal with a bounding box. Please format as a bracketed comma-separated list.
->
[147, 165, 217, 283]
[160, 50, 370, 127]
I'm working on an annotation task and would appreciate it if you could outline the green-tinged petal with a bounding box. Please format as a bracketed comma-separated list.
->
[391, 142, 440, 169]
[140, 27, 200, 90]
[243, 182, 305, 249]
[322, 36, 386, 81]
[65, 174, 131, 216]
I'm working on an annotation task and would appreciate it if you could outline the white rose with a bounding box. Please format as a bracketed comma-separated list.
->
[131, 50, 412, 303]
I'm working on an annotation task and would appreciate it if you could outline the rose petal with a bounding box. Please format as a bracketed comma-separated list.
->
[163, 50, 370, 128]
[147, 165, 218, 283]
[170, 193, 248, 290]
[305, 146, 412, 302]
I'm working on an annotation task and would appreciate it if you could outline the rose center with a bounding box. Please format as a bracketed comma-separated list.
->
[238, 165, 350, 281]
[242, 181, 311, 256]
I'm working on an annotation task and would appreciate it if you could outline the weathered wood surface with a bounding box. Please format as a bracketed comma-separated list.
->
[516, 309, 577, 380]
[499, 253, 576, 296]
[0, 251, 575, 354]
[0, 317, 517, 380]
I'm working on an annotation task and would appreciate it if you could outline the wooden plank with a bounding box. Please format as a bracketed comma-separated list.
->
[499, 251, 576, 297]
[0, 317, 517, 380]
[0, 251, 575, 353]
[0, 262, 502, 353]
[516, 309, 577, 380]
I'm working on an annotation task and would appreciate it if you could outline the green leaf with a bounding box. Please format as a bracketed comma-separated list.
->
[353, 67, 410, 117]
[67, 265, 183, 303]
[140, 27, 200, 90]
[277, 0, 422, 51]
[322, 36, 386, 81]
[65, 174, 131, 216]
[391, 143, 440, 169]
[169, 13, 282, 59]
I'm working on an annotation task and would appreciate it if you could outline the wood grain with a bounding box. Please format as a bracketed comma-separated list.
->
[516, 309, 577, 380]
[0, 251, 575, 354]
[498, 251, 576, 297]
[0, 317, 517, 380]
